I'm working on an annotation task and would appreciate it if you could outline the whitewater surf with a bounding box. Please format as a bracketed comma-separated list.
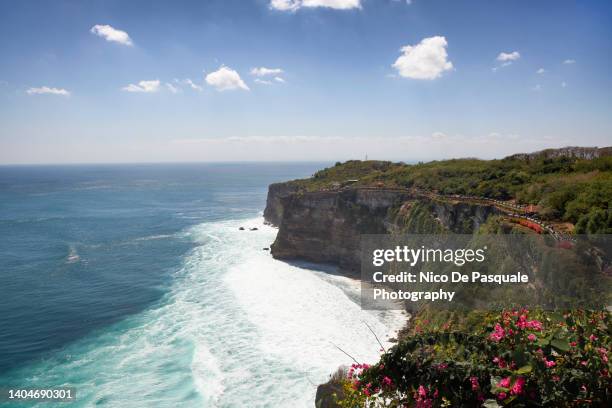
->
[5, 217, 406, 407]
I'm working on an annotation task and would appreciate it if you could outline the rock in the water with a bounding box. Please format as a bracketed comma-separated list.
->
[239, 227, 245, 230]
[250, 227, 258, 231]
[263, 247, 270, 251]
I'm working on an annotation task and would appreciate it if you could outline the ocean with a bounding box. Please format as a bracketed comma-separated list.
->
[0, 163, 407, 407]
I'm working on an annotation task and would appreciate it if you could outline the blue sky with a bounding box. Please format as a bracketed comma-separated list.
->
[0, 0, 611, 164]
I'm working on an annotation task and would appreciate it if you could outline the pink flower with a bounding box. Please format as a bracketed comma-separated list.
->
[598, 347, 608, 363]
[545, 360, 556, 368]
[516, 314, 527, 329]
[498, 392, 507, 400]
[589, 334, 598, 341]
[493, 356, 507, 368]
[526, 320, 543, 331]
[570, 341, 577, 347]
[498, 377, 511, 388]
[490, 323, 505, 342]
[415, 385, 433, 408]
[381, 376, 392, 387]
[470, 376, 480, 391]
[528, 333, 537, 342]
[511, 377, 525, 395]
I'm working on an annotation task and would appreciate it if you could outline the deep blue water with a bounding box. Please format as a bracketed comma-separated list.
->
[0, 163, 321, 373]
[0, 163, 406, 407]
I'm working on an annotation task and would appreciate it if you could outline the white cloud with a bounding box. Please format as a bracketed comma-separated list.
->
[563, 59, 576, 64]
[274, 77, 286, 83]
[496, 51, 520, 62]
[26, 86, 70, 96]
[392, 36, 453, 80]
[122, 80, 160, 93]
[270, 0, 361, 12]
[166, 83, 180, 93]
[493, 51, 520, 70]
[205, 66, 249, 91]
[536, 68, 546, 74]
[254, 78, 273, 85]
[250, 67, 284, 76]
[90, 24, 133, 46]
[183, 78, 203, 91]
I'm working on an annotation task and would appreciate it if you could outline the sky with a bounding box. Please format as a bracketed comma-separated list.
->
[0, 0, 611, 164]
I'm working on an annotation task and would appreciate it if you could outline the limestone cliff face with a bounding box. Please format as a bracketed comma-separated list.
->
[269, 189, 412, 272]
[264, 186, 501, 272]
[430, 200, 502, 233]
[263, 181, 300, 226]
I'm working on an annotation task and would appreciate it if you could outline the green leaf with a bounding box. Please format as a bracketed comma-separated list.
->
[512, 347, 528, 366]
[550, 338, 570, 352]
[483, 399, 502, 408]
[537, 337, 550, 347]
[515, 364, 533, 375]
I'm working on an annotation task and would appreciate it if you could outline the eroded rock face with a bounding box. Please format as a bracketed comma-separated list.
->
[270, 189, 409, 272]
[264, 186, 500, 273]
[431, 200, 501, 233]
[263, 181, 300, 226]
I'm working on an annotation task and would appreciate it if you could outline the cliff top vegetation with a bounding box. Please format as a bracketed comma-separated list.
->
[286, 149, 612, 234]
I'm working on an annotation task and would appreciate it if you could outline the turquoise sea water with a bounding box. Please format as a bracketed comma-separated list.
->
[0, 163, 406, 407]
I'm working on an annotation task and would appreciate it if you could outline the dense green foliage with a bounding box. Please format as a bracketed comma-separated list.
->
[293, 155, 612, 232]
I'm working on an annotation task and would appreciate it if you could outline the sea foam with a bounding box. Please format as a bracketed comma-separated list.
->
[9, 217, 406, 407]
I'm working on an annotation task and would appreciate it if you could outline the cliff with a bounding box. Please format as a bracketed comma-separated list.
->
[263, 181, 300, 226]
[262, 151, 611, 408]
[265, 187, 502, 272]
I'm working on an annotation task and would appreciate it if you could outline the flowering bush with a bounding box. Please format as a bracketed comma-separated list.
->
[336, 309, 611, 407]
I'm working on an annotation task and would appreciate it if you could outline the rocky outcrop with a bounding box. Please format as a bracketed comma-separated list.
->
[431, 200, 501, 233]
[265, 187, 502, 273]
[269, 189, 411, 272]
[506, 146, 612, 161]
[263, 181, 300, 226]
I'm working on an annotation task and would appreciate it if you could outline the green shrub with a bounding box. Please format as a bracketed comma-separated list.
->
[337, 309, 611, 407]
